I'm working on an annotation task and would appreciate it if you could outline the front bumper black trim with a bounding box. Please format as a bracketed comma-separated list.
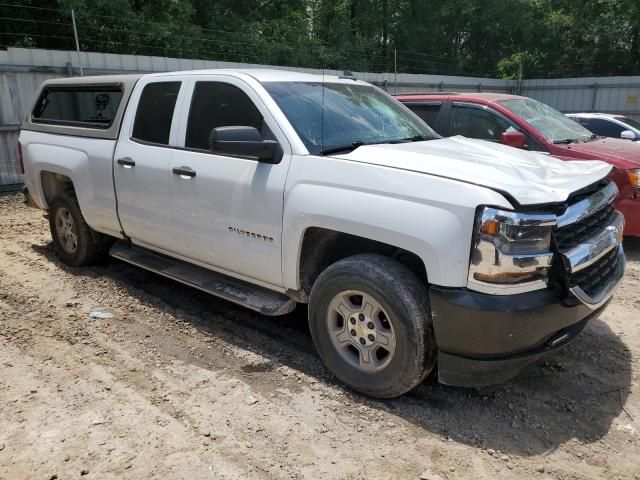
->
[437, 306, 606, 387]
[429, 285, 611, 387]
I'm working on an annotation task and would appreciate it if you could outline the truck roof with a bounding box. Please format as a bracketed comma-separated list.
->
[151, 68, 365, 83]
[38, 69, 370, 89]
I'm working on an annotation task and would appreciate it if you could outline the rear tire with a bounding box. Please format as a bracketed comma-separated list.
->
[308, 254, 437, 398]
[48, 191, 112, 267]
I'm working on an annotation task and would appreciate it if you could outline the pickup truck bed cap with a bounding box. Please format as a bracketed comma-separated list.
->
[23, 74, 143, 140]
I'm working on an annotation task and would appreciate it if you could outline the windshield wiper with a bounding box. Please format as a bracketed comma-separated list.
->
[554, 134, 598, 145]
[320, 141, 365, 156]
[320, 135, 431, 155]
[384, 135, 431, 144]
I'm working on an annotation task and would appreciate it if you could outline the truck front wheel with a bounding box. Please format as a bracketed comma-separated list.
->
[48, 191, 111, 267]
[308, 254, 437, 398]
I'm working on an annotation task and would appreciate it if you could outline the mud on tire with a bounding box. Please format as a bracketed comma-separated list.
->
[308, 254, 437, 398]
[48, 191, 112, 267]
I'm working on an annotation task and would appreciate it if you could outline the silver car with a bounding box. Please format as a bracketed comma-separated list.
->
[567, 112, 640, 141]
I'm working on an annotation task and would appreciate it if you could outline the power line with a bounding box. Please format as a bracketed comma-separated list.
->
[0, 2, 461, 67]
[0, 25, 405, 73]
[0, 2, 61, 13]
[0, 16, 72, 27]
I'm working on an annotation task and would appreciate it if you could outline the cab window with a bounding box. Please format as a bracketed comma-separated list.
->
[185, 82, 264, 151]
[132, 82, 181, 145]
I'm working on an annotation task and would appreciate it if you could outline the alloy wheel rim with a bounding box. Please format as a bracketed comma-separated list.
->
[54, 208, 78, 253]
[326, 289, 396, 373]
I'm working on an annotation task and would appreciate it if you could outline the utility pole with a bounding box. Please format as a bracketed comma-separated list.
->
[71, 9, 84, 76]
[394, 49, 397, 93]
[517, 61, 523, 95]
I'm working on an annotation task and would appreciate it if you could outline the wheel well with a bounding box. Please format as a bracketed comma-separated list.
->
[41, 171, 73, 206]
[298, 227, 428, 300]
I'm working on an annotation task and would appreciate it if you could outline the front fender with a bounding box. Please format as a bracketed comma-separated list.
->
[282, 160, 513, 290]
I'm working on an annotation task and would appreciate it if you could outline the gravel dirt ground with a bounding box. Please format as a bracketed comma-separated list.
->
[0, 192, 639, 480]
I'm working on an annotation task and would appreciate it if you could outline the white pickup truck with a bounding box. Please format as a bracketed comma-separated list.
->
[19, 69, 625, 397]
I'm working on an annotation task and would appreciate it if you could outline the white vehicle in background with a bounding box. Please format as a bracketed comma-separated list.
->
[568, 113, 640, 141]
[18, 69, 624, 397]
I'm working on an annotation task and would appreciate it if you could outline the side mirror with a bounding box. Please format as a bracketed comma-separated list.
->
[209, 126, 279, 163]
[620, 130, 636, 141]
[500, 130, 526, 149]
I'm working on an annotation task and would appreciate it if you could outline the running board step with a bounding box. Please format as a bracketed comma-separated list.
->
[109, 241, 296, 316]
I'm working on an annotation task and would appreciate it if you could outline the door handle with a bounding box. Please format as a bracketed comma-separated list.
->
[172, 166, 196, 178]
[117, 157, 136, 168]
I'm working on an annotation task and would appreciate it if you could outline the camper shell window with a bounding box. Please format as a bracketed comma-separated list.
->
[32, 85, 124, 129]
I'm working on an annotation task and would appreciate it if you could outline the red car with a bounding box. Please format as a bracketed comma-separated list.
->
[395, 92, 640, 236]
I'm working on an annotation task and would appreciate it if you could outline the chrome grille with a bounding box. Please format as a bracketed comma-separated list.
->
[551, 179, 624, 309]
[567, 248, 620, 297]
[554, 204, 615, 251]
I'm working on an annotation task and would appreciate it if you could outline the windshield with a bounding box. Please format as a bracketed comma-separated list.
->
[616, 116, 640, 131]
[499, 98, 593, 143]
[263, 81, 437, 155]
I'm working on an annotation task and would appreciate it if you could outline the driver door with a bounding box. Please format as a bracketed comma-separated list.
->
[168, 75, 291, 287]
[449, 103, 542, 150]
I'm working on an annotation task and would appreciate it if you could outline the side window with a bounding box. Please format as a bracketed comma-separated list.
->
[450, 105, 512, 142]
[132, 82, 181, 145]
[185, 82, 264, 151]
[409, 103, 442, 130]
[32, 86, 123, 128]
[581, 118, 625, 138]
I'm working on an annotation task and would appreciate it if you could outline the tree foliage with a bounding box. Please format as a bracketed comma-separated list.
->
[1, 0, 638, 78]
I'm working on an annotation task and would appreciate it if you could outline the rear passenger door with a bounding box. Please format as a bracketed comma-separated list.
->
[114, 77, 186, 250]
[168, 75, 291, 287]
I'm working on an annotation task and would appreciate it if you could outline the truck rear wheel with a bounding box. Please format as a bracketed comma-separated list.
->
[308, 254, 437, 398]
[48, 191, 111, 267]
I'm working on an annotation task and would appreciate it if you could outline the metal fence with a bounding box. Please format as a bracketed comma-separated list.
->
[521, 76, 640, 118]
[1, 47, 639, 186]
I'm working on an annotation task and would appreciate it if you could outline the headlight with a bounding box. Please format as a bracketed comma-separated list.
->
[628, 169, 640, 188]
[468, 207, 556, 294]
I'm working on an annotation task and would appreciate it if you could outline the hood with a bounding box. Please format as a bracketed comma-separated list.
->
[553, 137, 640, 169]
[335, 136, 612, 206]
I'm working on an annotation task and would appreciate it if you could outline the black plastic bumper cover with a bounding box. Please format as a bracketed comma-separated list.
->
[430, 286, 609, 387]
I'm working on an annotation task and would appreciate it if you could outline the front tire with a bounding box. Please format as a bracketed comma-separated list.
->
[308, 254, 437, 398]
[48, 191, 111, 267]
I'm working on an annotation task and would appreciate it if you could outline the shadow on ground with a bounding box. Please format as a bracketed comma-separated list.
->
[32, 240, 633, 458]
[624, 236, 640, 261]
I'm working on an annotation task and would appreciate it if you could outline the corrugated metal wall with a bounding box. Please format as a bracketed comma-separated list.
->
[0, 68, 64, 187]
[0, 73, 26, 187]
[0, 47, 639, 186]
[521, 76, 640, 120]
